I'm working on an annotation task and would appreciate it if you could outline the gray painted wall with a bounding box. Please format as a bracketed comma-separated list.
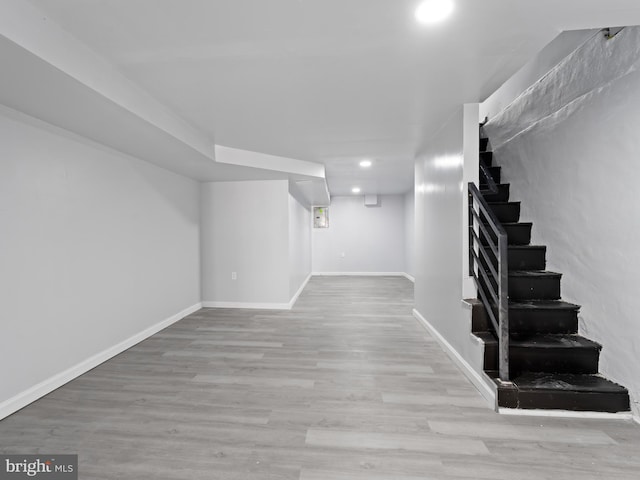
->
[414, 108, 470, 356]
[312, 195, 406, 274]
[404, 190, 415, 278]
[288, 193, 312, 298]
[201, 180, 291, 306]
[484, 26, 640, 417]
[0, 106, 201, 411]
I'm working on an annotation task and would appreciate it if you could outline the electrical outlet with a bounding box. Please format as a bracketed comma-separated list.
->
[340, 252, 346, 258]
[231, 272, 237, 280]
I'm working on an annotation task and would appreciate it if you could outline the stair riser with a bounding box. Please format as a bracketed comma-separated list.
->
[483, 344, 499, 371]
[472, 307, 578, 335]
[515, 391, 630, 413]
[480, 151, 493, 166]
[508, 248, 546, 271]
[486, 203, 520, 223]
[509, 310, 578, 335]
[502, 224, 532, 245]
[471, 303, 490, 333]
[510, 348, 600, 377]
[480, 166, 501, 184]
[481, 184, 510, 202]
[509, 276, 561, 300]
[484, 344, 600, 376]
[477, 224, 532, 246]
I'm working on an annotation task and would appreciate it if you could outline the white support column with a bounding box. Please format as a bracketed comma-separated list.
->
[462, 103, 480, 299]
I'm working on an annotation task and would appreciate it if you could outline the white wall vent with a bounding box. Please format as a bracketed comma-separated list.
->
[364, 195, 379, 207]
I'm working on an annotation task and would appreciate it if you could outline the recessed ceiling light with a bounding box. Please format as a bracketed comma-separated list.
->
[415, 0, 454, 24]
[352, 187, 361, 194]
[359, 160, 373, 168]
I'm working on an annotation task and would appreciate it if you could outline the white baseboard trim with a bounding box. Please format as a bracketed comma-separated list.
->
[403, 273, 415, 283]
[288, 273, 312, 309]
[412, 308, 495, 408]
[0, 302, 202, 421]
[202, 273, 312, 311]
[202, 301, 291, 310]
[312, 272, 407, 277]
[499, 408, 634, 421]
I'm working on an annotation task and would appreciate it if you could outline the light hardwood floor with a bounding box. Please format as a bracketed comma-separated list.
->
[1, 276, 639, 479]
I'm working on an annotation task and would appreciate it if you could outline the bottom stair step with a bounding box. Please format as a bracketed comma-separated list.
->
[486, 371, 630, 412]
[478, 333, 601, 376]
[511, 372, 630, 412]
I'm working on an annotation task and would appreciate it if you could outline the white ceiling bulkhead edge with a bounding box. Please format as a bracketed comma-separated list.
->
[0, 0, 330, 205]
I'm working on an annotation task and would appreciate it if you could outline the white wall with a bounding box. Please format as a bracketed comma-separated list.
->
[484, 26, 640, 418]
[0, 107, 201, 417]
[415, 109, 467, 352]
[412, 106, 492, 403]
[288, 192, 312, 298]
[201, 180, 291, 307]
[404, 190, 415, 279]
[462, 103, 480, 299]
[312, 195, 406, 274]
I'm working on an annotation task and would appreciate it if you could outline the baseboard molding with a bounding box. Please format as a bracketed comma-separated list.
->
[202, 274, 312, 311]
[0, 302, 202, 421]
[312, 272, 407, 277]
[202, 301, 291, 310]
[412, 308, 495, 408]
[311, 271, 414, 282]
[288, 273, 312, 309]
[498, 408, 634, 421]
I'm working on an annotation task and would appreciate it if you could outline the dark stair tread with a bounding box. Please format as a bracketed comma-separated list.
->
[509, 270, 561, 278]
[508, 245, 546, 251]
[512, 372, 628, 394]
[487, 201, 519, 206]
[479, 221, 531, 231]
[480, 184, 510, 202]
[479, 183, 509, 193]
[509, 334, 601, 350]
[501, 222, 533, 228]
[481, 222, 532, 245]
[509, 300, 580, 311]
[474, 331, 496, 343]
[479, 333, 599, 350]
[486, 371, 631, 411]
[485, 201, 520, 222]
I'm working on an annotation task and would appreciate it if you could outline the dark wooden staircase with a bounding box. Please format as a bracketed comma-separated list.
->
[471, 130, 630, 413]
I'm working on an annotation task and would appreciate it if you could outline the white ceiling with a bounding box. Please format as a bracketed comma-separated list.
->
[26, 0, 640, 195]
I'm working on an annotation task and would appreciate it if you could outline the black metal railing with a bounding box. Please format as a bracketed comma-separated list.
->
[468, 165, 509, 381]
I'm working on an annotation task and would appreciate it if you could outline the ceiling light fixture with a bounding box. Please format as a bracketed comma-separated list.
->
[415, 0, 454, 25]
[352, 187, 361, 194]
[359, 159, 372, 168]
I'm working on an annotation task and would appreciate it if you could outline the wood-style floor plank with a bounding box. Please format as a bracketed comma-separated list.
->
[1, 276, 639, 479]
